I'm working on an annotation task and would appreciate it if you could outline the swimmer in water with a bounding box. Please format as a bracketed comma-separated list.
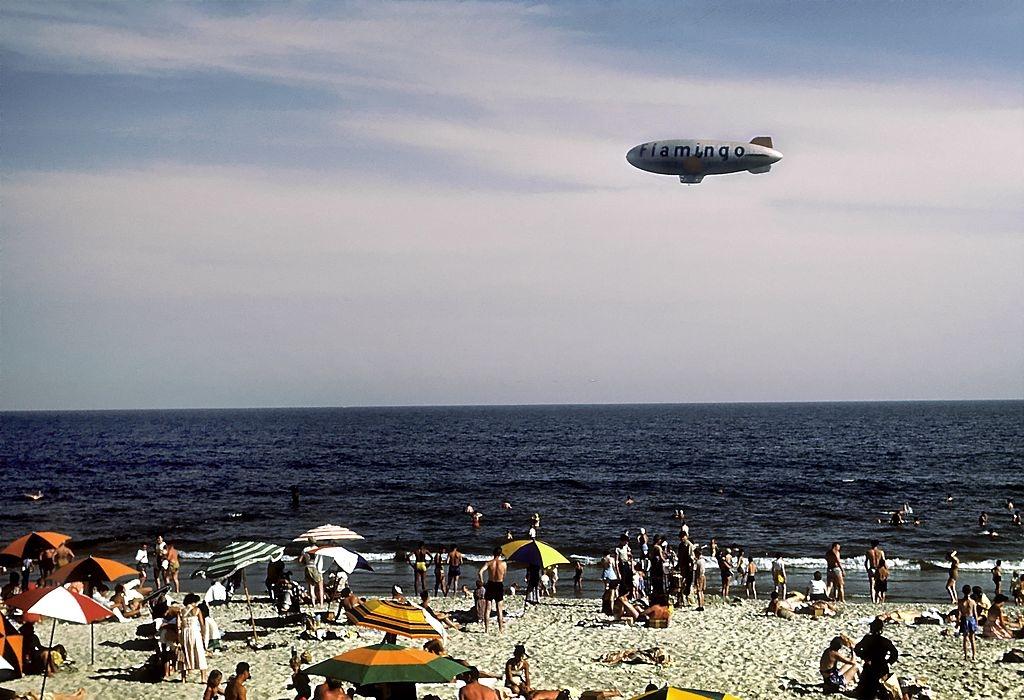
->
[465, 504, 475, 514]
[471, 512, 483, 529]
[23, 491, 43, 501]
[625, 496, 635, 506]
[501, 501, 512, 510]
[978, 511, 989, 528]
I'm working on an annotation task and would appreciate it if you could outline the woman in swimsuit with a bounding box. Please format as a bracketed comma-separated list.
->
[433, 548, 447, 597]
[945, 550, 959, 604]
[504, 644, 532, 697]
[718, 548, 733, 599]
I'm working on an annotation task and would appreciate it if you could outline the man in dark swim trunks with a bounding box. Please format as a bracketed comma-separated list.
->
[483, 546, 507, 633]
[446, 545, 463, 597]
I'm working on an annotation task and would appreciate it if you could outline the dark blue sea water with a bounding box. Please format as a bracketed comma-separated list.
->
[2, 402, 1022, 599]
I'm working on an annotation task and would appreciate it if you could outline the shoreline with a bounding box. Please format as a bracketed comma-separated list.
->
[2, 593, 1022, 699]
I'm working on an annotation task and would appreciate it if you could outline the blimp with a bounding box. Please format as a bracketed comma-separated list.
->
[626, 136, 782, 184]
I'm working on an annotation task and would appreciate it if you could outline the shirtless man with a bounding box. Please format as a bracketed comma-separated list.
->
[224, 662, 251, 700]
[446, 545, 463, 597]
[825, 542, 845, 602]
[819, 636, 859, 692]
[957, 584, 979, 661]
[53, 541, 75, 570]
[459, 666, 499, 700]
[865, 541, 884, 603]
[483, 547, 507, 633]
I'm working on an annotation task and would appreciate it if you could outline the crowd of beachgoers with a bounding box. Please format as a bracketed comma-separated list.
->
[2, 499, 1024, 700]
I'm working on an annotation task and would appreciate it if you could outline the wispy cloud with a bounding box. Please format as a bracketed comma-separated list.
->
[2, 1, 1022, 408]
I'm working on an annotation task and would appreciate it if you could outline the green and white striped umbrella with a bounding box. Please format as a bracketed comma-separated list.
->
[201, 541, 284, 580]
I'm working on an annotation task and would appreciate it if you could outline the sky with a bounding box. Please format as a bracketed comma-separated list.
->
[1, 0, 1022, 410]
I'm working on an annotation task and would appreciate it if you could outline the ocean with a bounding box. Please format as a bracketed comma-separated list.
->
[2, 401, 1022, 601]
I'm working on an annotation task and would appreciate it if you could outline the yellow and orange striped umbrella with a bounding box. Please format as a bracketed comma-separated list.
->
[346, 599, 443, 639]
[305, 643, 468, 683]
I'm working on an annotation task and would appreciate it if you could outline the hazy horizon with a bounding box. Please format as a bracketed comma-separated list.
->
[2, 1, 1022, 411]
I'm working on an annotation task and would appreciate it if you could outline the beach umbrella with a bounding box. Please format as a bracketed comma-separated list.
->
[0, 531, 70, 564]
[5, 586, 113, 699]
[347, 599, 443, 639]
[310, 545, 374, 574]
[500, 539, 571, 568]
[630, 687, 741, 700]
[196, 541, 284, 640]
[305, 643, 469, 684]
[200, 541, 285, 581]
[48, 556, 136, 663]
[293, 524, 363, 542]
[49, 556, 137, 586]
[0, 654, 14, 673]
[0, 616, 23, 676]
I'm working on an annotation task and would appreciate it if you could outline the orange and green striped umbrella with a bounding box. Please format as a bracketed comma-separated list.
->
[305, 643, 468, 684]
[347, 599, 443, 639]
[631, 687, 741, 700]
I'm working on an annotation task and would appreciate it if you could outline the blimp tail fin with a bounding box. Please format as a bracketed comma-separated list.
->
[750, 136, 774, 148]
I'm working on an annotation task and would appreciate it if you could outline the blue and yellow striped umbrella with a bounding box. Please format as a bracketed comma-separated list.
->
[500, 539, 570, 568]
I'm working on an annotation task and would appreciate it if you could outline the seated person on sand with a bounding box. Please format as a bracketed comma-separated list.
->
[806, 571, 829, 602]
[338, 587, 360, 615]
[819, 635, 859, 693]
[419, 591, 462, 631]
[19, 621, 65, 677]
[504, 644, 532, 697]
[765, 591, 795, 620]
[982, 595, 1022, 640]
[639, 594, 672, 627]
[111, 583, 144, 618]
[612, 594, 641, 621]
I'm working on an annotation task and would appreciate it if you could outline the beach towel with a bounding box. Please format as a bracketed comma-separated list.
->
[598, 647, 671, 665]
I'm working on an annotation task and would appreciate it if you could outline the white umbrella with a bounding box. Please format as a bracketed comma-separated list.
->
[0, 655, 13, 672]
[294, 524, 363, 542]
[310, 546, 374, 574]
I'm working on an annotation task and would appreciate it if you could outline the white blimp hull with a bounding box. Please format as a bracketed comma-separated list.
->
[626, 136, 783, 184]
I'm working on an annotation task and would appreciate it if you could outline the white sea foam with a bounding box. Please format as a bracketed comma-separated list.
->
[183, 549, 1023, 573]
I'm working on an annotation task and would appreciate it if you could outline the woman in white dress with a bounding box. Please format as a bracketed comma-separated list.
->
[177, 594, 208, 682]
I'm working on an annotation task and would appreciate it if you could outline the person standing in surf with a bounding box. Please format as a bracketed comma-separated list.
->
[865, 541, 885, 603]
[825, 543, 845, 602]
[945, 550, 960, 604]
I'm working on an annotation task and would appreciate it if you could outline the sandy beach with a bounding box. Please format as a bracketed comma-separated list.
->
[3, 593, 1022, 700]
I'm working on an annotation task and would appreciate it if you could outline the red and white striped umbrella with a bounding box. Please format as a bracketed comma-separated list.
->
[294, 524, 363, 542]
[6, 586, 113, 698]
[5, 586, 113, 624]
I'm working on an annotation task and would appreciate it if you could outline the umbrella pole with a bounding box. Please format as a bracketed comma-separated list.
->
[40, 618, 56, 700]
[91, 622, 95, 665]
[243, 572, 258, 642]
